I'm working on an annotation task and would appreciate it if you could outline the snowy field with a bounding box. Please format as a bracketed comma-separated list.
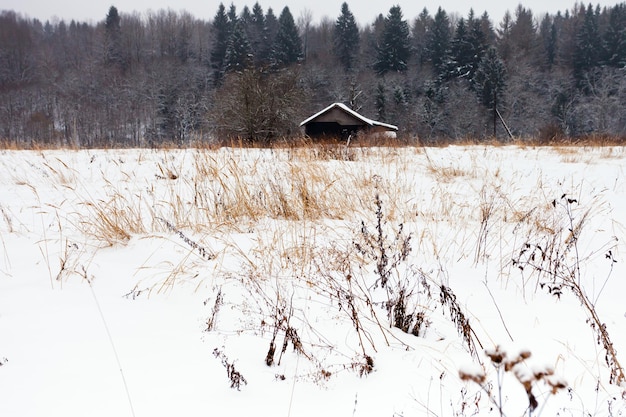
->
[0, 145, 625, 416]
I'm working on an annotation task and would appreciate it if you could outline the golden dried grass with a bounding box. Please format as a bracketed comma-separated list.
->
[77, 181, 150, 245]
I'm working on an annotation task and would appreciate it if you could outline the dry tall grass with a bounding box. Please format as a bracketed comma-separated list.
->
[7, 144, 625, 412]
[65, 146, 423, 244]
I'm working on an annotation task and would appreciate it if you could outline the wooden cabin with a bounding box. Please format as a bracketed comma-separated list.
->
[300, 103, 398, 140]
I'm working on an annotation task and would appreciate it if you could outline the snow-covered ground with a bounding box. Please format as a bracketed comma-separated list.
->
[1, 145, 625, 416]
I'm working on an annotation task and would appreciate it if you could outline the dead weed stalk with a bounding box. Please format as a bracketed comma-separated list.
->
[512, 193, 624, 386]
[156, 217, 215, 260]
[213, 348, 248, 390]
[440, 284, 482, 359]
[460, 345, 567, 416]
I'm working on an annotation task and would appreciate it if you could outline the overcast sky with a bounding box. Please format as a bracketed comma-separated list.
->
[3, 0, 618, 26]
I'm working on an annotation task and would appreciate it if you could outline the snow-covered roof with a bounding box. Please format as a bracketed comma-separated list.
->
[300, 102, 398, 131]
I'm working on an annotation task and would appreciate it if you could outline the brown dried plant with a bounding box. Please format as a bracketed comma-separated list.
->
[212, 348, 248, 390]
[512, 193, 624, 386]
[460, 346, 567, 416]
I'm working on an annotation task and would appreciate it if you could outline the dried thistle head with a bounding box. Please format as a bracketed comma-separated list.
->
[485, 345, 507, 364]
[514, 366, 533, 386]
[546, 375, 567, 394]
[504, 349, 532, 371]
[532, 365, 554, 381]
[459, 369, 486, 385]
[512, 367, 540, 411]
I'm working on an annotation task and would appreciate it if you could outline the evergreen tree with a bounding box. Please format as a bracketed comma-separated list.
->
[251, 3, 265, 32]
[448, 11, 486, 85]
[602, 4, 626, 67]
[249, 2, 265, 65]
[573, 4, 601, 87]
[412, 8, 433, 66]
[261, 8, 279, 64]
[538, 15, 558, 69]
[271, 7, 302, 67]
[466, 11, 487, 80]
[474, 46, 506, 109]
[552, 8, 575, 68]
[448, 18, 469, 78]
[373, 5, 411, 75]
[104, 6, 121, 41]
[264, 8, 279, 42]
[104, 6, 126, 70]
[211, 4, 231, 80]
[425, 7, 451, 79]
[390, 84, 410, 128]
[227, 3, 238, 30]
[224, 21, 252, 72]
[375, 82, 387, 121]
[479, 12, 496, 46]
[333, 2, 360, 72]
[240, 5, 251, 27]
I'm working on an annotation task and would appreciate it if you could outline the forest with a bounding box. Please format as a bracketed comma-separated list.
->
[0, 1, 624, 147]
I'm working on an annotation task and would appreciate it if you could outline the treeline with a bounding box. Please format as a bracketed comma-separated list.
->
[0, 2, 624, 147]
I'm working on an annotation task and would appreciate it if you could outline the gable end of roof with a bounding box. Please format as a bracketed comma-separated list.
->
[300, 103, 397, 131]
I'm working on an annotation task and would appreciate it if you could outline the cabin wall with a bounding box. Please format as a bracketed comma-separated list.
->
[305, 122, 361, 139]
